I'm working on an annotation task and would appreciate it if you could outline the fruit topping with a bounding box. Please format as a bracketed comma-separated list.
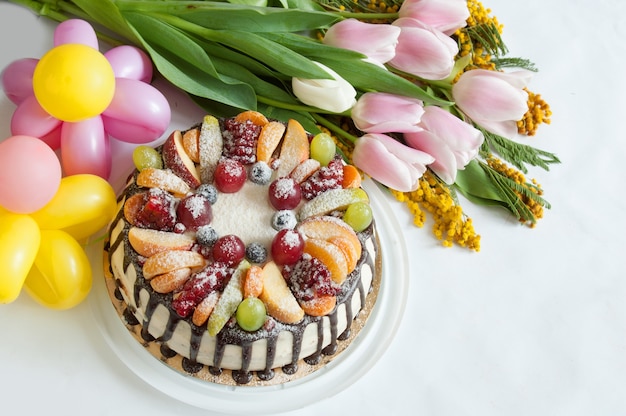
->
[234, 110, 269, 127]
[214, 158, 247, 193]
[243, 265, 264, 298]
[162, 130, 202, 189]
[222, 118, 260, 164]
[299, 295, 337, 317]
[236, 297, 267, 332]
[126, 188, 177, 231]
[137, 167, 191, 198]
[310, 132, 336, 167]
[300, 157, 344, 200]
[212, 234, 246, 267]
[341, 164, 362, 189]
[257, 121, 286, 163]
[196, 183, 218, 204]
[299, 187, 369, 220]
[289, 158, 320, 184]
[283, 253, 340, 301]
[268, 177, 301, 210]
[303, 238, 349, 284]
[198, 115, 223, 183]
[249, 161, 273, 185]
[245, 242, 267, 264]
[271, 229, 304, 266]
[150, 267, 192, 294]
[192, 291, 219, 327]
[182, 127, 201, 163]
[172, 261, 232, 317]
[128, 227, 195, 258]
[207, 260, 250, 336]
[276, 119, 309, 178]
[271, 210, 297, 231]
[343, 201, 373, 232]
[142, 249, 206, 280]
[176, 194, 213, 232]
[195, 225, 218, 247]
[259, 261, 304, 324]
[133, 145, 163, 171]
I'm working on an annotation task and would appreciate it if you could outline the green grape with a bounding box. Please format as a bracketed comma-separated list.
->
[132, 145, 163, 171]
[343, 201, 373, 232]
[236, 297, 267, 332]
[310, 133, 336, 166]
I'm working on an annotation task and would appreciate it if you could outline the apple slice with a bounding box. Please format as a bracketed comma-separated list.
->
[296, 215, 361, 272]
[256, 121, 286, 163]
[136, 167, 190, 198]
[182, 127, 200, 163]
[142, 250, 205, 280]
[207, 260, 249, 336]
[303, 238, 349, 284]
[162, 130, 202, 189]
[198, 115, 223, 184]
[289, 158, 320, 184]
[259, 261, 304, 324]
[128, 226, 195, 258]
[276, 119, 309, 178]
[299, 188, 369, 220]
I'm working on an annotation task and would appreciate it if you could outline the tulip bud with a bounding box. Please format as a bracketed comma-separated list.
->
[351, 92, 425, 133]
[352, 133, 434, 192]
[323, 19, 401, 66]
[398, 0, 470, 35]
[452, 69, 531, 138]
[389, 18, 458, 80]
[292, 62, 357, 113]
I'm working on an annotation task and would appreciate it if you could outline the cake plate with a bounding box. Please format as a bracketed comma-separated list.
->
[88, 179, 409, 415]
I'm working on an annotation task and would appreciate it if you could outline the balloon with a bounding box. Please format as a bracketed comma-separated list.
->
[29, 174, 117, 240]
[11, 96, 63, 147]
[0, 135, 62, 213]
[54, 19, 98, 49]
[33, 44, 115, 122]
[104, 45, 153, 83]
[102, 77, 171, 144]
[0, 212, 41, 304]
[1, 58, 37, 105]
[60, 116, 111, 178]
[24, 229, 92, 309]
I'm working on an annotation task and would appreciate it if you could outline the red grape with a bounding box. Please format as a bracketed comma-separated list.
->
[212, 234, 246, 266]
[271, 229, 304, 265]
[176, 194, 212, 231]
[269, 177, 301, 210]
[214, 158, 246, 193]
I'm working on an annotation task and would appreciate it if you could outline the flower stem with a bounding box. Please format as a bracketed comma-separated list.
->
[311, 113, 358, 145]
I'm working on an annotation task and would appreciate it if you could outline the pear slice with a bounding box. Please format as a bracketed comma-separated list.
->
[207, 260, 250, 336]
[198, 115, 223, 183]
[259, 261, 304, 324]
[299, 188, 369, 220]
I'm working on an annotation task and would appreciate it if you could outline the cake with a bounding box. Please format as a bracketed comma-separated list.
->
[104, 110, 381, 385]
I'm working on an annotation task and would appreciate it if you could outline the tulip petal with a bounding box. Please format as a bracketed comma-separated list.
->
[405, 130, 457, 184]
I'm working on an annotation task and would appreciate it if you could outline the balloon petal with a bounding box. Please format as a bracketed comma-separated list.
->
[102, 78, 171, 144]
[54, 19, 98, 49]
[24, 229, 92, 310]
[0, 212, 41, 304]
[60, 116, 111, 178]
[11, 96, 62, 147]
[105, 45, 153, 82]
[1, 58, 38, 104]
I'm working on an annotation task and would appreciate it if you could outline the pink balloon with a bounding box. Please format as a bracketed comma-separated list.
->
[102, 78, 171, 144]
[1, 58, 38, 104]
[104, 46, 153, 83]
[0, 135, 62, 213]
[60, 116, 111, 179]
[54, 19, 98, 49]
[11, 96, 63, 149]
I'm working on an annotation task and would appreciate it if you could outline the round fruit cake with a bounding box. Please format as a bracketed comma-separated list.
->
[104, 110, 381, 385]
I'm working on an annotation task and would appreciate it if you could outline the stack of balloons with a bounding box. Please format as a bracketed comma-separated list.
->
[0, 19, 171, 309]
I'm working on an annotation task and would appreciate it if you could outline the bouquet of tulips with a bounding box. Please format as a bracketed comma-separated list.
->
[6, 0, 558, 250]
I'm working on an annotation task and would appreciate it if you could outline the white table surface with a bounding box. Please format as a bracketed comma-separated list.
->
[1, 1, 625, 415]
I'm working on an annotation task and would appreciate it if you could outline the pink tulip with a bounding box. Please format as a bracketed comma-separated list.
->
[398, 0, 470, 35]
[404, 106, 484, 184]
[323, 19, 401, 66]
[351, 92, 425, 133]
[352, 133, 434, 192]
[452, 69, 531, 138]
[389, 18, 458, 80]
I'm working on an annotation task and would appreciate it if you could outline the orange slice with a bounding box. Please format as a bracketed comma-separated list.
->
[303, 238, 349, 284]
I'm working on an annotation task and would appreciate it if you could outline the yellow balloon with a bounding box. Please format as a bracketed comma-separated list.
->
[33, 44, 115, 122]
[30, 174, 118, 240]
[24, 229, 92, 310]
[0, 212, 41, 303]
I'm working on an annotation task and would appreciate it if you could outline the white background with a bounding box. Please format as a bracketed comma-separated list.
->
[1, 0, 625, 415]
